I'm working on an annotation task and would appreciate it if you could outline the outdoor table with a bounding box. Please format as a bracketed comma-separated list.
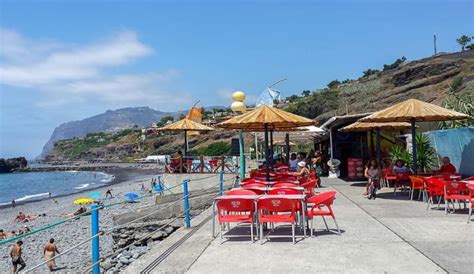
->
[461, 180, 474, 184]
[231, 187, 305, 193]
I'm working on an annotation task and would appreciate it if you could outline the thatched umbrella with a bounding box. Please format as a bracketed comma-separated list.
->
[218, 105, 314, 180]
[339, 121, 413, 166]
[360, 99, 469, 173]
[157, 118, 214, 156]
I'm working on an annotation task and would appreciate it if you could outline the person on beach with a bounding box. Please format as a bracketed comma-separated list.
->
[12, 200, 16, 208]
[44, 238, 60, 271]
[13, 212, 26, 223]
[0, 229, 6, 240]
[10, 240, 26, 274]
[105, 189, 113, 198]
[64, 206, 87, 218]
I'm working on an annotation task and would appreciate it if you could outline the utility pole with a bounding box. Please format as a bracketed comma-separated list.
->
[433, 33, 437, 55]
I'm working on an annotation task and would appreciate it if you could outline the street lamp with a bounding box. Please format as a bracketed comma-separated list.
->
[231, 91, 246, 180]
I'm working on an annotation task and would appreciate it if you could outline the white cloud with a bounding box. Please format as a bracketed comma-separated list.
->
[0, 28, 189, 109]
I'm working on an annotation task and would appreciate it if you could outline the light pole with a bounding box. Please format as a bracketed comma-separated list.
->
[231, 91, 246, 180]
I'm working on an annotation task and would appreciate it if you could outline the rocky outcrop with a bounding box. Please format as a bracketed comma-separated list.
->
[0, 157, 27, 173]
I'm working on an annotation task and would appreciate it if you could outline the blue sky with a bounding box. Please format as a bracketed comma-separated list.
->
[0, 0, 473, 158]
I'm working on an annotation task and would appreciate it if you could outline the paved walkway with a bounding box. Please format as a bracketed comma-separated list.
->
[126, 178, 473, 273]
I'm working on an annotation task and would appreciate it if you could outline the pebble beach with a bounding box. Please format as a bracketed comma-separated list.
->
[0, 167, 161, 273]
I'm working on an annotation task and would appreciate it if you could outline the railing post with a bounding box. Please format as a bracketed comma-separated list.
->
[183, 179, 191, 228]
[157, 175, 164, 195]
[219, 171, 224, 196]
[200, 155, 204, 173]
[91, 204, 100, 274]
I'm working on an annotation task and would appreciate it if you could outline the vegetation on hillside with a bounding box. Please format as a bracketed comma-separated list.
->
[189, 141, 231, 156]
[286, 52, 472, 121]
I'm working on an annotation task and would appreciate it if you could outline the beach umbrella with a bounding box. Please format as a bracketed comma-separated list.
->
[360, 99, 470, 173]
[218, 105, 314, 181]
[124, 193, 139, 200]
[73, 198, 94, 205]
[339, 121, 413, 165]
[88, 192, 102, 199]
[157, 118, 214, 156]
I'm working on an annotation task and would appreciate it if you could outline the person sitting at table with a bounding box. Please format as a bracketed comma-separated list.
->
[291, 161, 310, 178]
[393, 159, 408, 174]
[289, 153, 298, 171]
[437, 157, 456, 174]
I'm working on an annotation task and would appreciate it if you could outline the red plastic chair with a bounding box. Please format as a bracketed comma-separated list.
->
[306, 191, 340, 236]
[241, 183, 266, 195]
[409, 176, 425, 201]
[217, 198, 256, 243]
[226, 189, 257, 196]
[465, 184, 474, 223]
[241, 182, 266, 188]
[257, 197, 298, 244]
[242, 178, 259, 182]
[209, 159, 218, 169]
[393, 171, 412, 196]
[382, 169, 397, 188]
[272, 182, 298, 188]
[444, 180, 470, 214]
[300, 179, 318, 196]
[424, 177, 445, 210]
[268, 188, 300, 195]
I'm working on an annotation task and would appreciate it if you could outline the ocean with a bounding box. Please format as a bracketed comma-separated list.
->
[0, 171, 115, 205]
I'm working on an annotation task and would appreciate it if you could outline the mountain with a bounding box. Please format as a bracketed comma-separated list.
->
[286, 50, 474, 122]
[39, 107, 182, 159]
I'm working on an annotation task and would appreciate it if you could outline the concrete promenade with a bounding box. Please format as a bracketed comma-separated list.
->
[126, 178, 473, 273]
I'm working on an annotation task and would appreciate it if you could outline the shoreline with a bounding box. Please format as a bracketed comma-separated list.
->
[0, 165, 162, 209]
[0, 167, 162, 272]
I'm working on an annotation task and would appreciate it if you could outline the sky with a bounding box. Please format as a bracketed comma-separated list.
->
[0, 0, 473, 158]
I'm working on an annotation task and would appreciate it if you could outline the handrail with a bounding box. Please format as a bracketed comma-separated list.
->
[1, 172, 235, 273]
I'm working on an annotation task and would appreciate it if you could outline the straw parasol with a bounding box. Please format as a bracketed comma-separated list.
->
[218, 105, 314, 180]
[273, 139, 296, 146]
[339, 121, 413, 165]
[157, 118, 214, 156]
[218, 105, 314, 130]
[360, 99, 469, 173]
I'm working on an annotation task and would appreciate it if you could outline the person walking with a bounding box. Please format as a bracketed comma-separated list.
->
[10, 240, 26, 274]
[44, 238, 60, 272]
[105, 188, 113, 198]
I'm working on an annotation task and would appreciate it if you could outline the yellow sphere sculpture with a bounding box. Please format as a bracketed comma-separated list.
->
[231, 101, 246, 112]
[232, 91, 246, 102]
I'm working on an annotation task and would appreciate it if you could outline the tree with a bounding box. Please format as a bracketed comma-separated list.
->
[466, 44, 474, 50]
[287, 95, 299, 103]
[383, 56, 406, 71]
[362, 69, 380, 78]
[156, 115, 174, 127]
[327, 80, 340, 89]
[456, 35, 472, 51]
[301, 90, 311, 97]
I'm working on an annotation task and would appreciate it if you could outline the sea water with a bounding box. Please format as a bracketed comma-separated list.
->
[0, 171, 114, 205]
